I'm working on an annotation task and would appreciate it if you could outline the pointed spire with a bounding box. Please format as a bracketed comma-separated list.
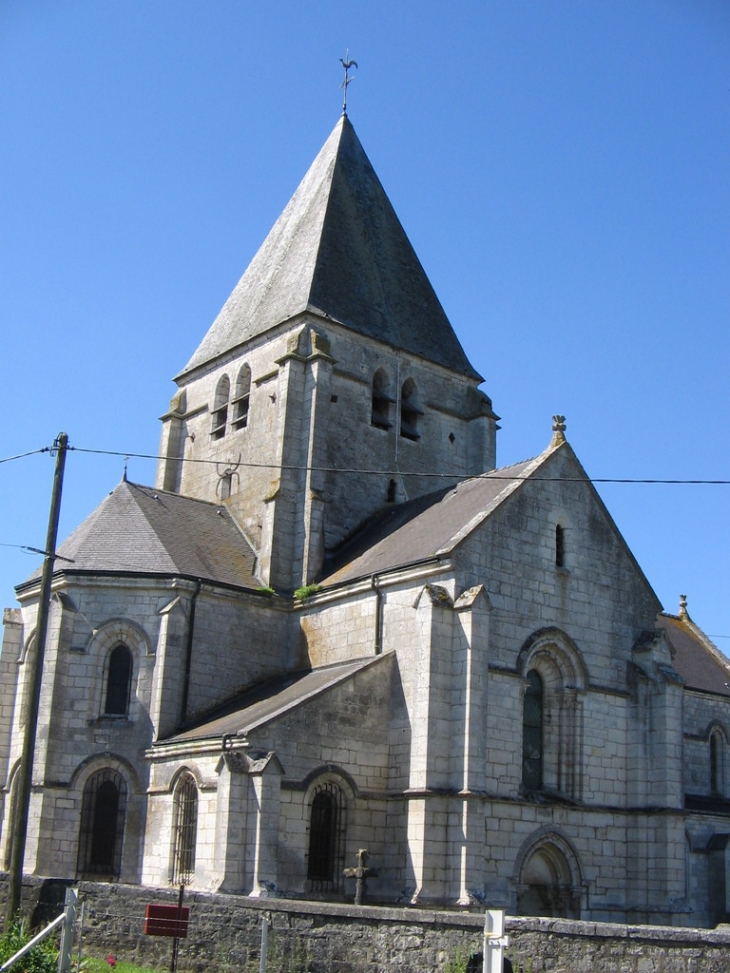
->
[179, 117, 481, 382]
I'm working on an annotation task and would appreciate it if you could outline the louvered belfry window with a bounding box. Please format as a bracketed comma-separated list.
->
[522, 670, 544, 791]
[232, 364, 252, 430]
[307, 782, 346, 892]
[171, 773, 198, 886]
[77, 769, 127, 878]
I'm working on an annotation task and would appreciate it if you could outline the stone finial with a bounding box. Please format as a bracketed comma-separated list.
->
[679, 594, 688, 618]
[550, 415, 566, 446]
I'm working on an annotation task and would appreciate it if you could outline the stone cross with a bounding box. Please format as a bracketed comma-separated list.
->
[343, 847, 377, 905]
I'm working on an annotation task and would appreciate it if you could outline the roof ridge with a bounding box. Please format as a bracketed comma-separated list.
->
[127, 480, 233, 512]
[434, 450, 555, 556]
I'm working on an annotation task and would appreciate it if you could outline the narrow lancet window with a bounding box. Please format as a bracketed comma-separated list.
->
[232, 364, 251, 430]
[211, 375, 230, 440]
[522, 670, 544, 791]
[371, 369, 393, 429]
[307, 781, 346, 892]
[77, 769, 127, 879]
[555, 524, 565, 568]
[105, 644, 132, 716]
[710, 732, 723, 797]
[400, 379, 422, 441]
[171, 773, 198, 886]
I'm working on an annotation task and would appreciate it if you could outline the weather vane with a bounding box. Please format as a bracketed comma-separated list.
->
[340, 50, 358, 115]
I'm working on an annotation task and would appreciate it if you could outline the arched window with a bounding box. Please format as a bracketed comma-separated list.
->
[232, 364, 252, 430]
[555, 524, 565, 568]
[307, 781, 346, 892]
[105, 644, 132, 716]
[171, 773, 198, 886]
[522, 671, 544, 791]
[518, 629, 587, 800]
[371, 369, 393, 430]
[211, 375, 230, 440]
[77, 769, 127, 879]
[399, 379, 422, 441]
[710, 731, 724, 797]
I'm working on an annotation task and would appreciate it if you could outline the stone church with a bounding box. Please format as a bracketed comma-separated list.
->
[2, 114, 729, 926]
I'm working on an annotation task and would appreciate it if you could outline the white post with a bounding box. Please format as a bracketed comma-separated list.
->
[57, 888, 78, 973]
[483, 908, 509, 973]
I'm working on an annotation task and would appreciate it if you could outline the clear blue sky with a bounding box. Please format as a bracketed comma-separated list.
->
[1, 2, 728, 644]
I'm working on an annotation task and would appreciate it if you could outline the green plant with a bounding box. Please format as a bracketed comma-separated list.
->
[266, 933, 311, 973]
[0, 921, 58, 973]
[293, 584, 321, 600]
[255, 585, 276, 596]
[81, 957, 162, 973]
[443, 950, 468, 973]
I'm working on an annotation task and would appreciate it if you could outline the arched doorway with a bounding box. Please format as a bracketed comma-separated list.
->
[516, 839, 581, 918]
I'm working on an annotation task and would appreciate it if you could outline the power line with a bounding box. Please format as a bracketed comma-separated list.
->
[3, 442, 730, 485]
[0, 446, 50, 465]
[69, 444, 730, 484]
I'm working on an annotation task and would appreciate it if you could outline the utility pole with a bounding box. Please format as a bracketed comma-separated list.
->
[5, 433, 69, 927]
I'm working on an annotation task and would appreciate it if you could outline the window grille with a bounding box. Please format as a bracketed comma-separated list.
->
[77, 769, 127, 878]
[105, 644, 132, 715]
[522, 670, 544, 791]
[307, 781, 346, 892]
[171, 774, 198, 886]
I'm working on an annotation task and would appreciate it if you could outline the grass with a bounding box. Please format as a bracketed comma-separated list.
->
[293, 584, 321, 600]
[80, 958, 161, 973]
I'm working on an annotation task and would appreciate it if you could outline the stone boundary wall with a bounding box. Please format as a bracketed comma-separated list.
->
[3, 877, 730, 973]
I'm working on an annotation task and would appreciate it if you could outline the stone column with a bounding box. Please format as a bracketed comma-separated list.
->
[242, 751, 283, 896]
[300, 332, 335, 585]
[214, 751, 252, 891]
[262, 330, 308, 591]
[149, 596, 188, 740]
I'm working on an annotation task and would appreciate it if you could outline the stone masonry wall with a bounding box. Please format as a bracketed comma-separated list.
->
[6, 877, 730, 973]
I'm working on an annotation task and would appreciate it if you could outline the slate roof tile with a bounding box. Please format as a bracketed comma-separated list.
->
[20, 480, 257, 590]
[180, 116, 480, 381]
[321, 456, 539, 585]
[658, 612, 730, 698]
[162, 656, 386, 744]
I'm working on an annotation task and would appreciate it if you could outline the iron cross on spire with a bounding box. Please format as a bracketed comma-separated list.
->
[340, 50, 358, 114]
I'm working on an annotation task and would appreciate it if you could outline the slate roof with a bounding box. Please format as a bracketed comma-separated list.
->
[179, 115, 481, 381]
[658, 612, 730, 699]
[163, 655, 386, 744]
[321, 455, 542, 585]
[18, 480, 258, 591]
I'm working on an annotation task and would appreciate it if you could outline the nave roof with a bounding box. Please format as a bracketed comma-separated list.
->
[18, 479, 258, 592]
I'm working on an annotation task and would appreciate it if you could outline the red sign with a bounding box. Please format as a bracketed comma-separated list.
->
[144, 904, 190, 938]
